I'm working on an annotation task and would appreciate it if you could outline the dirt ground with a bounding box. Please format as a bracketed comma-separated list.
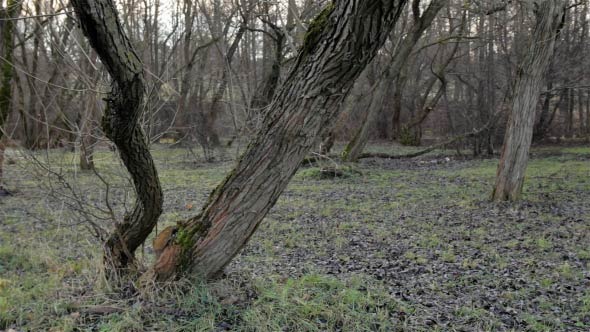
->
[0, 144, 589, 331]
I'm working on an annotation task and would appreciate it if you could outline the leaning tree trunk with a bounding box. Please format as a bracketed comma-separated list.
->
[71, 0, 163, 274]
[492, 1, 564, 201]
[150, 0, 409, 281]
[0, 0, 20, 189]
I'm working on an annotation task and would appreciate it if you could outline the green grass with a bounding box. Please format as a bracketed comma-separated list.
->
[0, 144, 589, 330]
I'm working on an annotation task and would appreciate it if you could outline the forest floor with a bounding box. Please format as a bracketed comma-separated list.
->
[0, 143, 589, 331]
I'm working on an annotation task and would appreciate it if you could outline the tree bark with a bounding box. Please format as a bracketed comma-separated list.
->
[0, 0, 20, 188]
[71, 0, 163, 274]
[492, 1, 565, 202]
[151, 0, 408, 281]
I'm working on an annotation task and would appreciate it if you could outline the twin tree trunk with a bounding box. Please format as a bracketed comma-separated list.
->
[71, 0, 163, 274]
[492, 1, 565, 201]
[73, 0, 408, 280]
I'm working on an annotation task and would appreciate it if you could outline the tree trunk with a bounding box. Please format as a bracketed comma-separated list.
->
[492, 1, 564, 202]
[342, 78, 391, 162]
[391, 72, 406, 139]
[566, 88, 574, 137]
[343, 0, 446, 150]
[71, 0, 164, 274]
[0, 0, 20, 188]
[319, 130, 335, 155]
[150, 0, 408, 281]
[79, 91, 99, 171]
[202, 21, 247, 156]
[248, 24, 285, 132]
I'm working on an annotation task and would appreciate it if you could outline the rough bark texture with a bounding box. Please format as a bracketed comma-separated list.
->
[492, 1, 564, 201]
[152, 0, 408, 280]
[0, 0, 19, 188]
[71, 0, 163, 272]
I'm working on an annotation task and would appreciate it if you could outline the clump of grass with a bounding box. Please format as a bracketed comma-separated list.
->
[241, 274, 410, 331]
[441, 249, 457, 263]
[0, 245, 59, 329]
[536, 237, 553, 251]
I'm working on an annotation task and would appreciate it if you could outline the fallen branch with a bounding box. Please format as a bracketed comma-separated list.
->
[72, 305, 125, 315]
[358, 119, 500, 160]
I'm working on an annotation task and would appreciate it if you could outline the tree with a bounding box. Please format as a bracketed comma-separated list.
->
[149, 0, 410, 281]
[0, 0, 20, 191]
[341, 0, 447, 162]
[492, 1, 565, 201]
[70, 0, 164, 275]
[73, 0, 409, 282]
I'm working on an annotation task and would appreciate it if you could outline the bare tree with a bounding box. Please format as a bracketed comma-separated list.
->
[342, 0, 447, 162]
[492, 0, 565, 201]
[71, 0, 164, 275]
[149, 0, 409, 281]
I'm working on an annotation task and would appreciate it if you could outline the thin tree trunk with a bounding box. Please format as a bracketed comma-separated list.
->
[342, 78, 391, 162]
[567, 88, 574, 137]
[71, 0, 164, 275]
[492, 1, 564, 202]
[533, 82, 553, 141]
[391, 72, 406, 139]
[203, 21, 247, 153]
[150, 0, 409, 281]
[248, 24, 285, 131]
[0, 0, 20, 188]
[582, 91, 588, 136]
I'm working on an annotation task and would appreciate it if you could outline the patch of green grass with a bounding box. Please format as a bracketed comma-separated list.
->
[242, 274, 408, 331]
[557, 262, 574, 279]
[577, 249, 590, 260]
[581, 291, 590, 313]
[2, 144, 589, 331]
[441, 249, 457, 263]
[419, 233, 441, 248]
[404, 251, 428, 265]
[535, 237, 553, 251]
[0, 245, 62, 329]
[521, 314, 563, 332]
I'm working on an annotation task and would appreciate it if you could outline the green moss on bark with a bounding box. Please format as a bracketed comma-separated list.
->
[302, 2, 335, 55]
